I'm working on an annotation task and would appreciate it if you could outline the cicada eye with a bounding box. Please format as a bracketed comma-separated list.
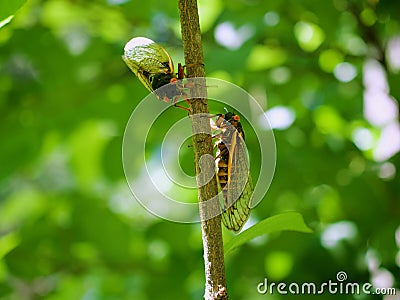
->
[233, 115, 240, 121]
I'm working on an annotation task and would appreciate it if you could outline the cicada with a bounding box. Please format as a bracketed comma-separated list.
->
[122, 37, 187, 106]
[212, 111, 253, 232]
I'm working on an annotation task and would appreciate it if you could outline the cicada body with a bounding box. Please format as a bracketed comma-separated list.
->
[122, 37, 185, 103]
[212, 112, 253, 232]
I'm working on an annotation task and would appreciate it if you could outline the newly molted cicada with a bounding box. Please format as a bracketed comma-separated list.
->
[212, 111, 253, 232]
[122, 37, 187, 105]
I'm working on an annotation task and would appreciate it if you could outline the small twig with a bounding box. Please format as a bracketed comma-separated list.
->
[177, 0, 228, 299]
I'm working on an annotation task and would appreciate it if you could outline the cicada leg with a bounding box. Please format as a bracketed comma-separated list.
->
[178, 62, 205, 80]
[170, 92, 191, 112]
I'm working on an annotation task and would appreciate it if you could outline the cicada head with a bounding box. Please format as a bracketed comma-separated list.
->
[223, 112, 241, 129]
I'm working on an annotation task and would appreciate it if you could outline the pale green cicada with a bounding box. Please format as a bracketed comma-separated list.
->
[122, 37, 187, 104]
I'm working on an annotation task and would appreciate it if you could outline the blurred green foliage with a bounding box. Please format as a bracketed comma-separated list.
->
[1, 0, 399, 299]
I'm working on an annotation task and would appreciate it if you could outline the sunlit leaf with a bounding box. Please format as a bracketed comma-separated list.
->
[224, 212, 312, 255]
[0, 0, 26, 25]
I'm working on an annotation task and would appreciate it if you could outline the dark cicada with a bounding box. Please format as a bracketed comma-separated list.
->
[212, 112, 253, 232]
[122, 37, 186, 105]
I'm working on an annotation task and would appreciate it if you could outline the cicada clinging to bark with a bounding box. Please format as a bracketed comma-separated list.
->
[212, 111, 253, 232]
[122, 37, 188, 108]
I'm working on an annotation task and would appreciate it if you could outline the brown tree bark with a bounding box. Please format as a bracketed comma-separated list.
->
[178, 0, 228, 299]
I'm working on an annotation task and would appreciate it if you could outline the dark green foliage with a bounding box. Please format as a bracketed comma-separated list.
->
[1, 0, 399, 299]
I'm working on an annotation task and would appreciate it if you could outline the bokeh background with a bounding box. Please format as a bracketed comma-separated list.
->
[1, 0, 399, 299]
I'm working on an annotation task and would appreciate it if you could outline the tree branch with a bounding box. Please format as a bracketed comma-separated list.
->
[178, 0, 228, 299]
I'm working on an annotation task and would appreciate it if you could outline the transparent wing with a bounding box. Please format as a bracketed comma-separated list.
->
[122, 37, 174, 93]
[220, 130, 253, 232]
[221, 176, 253, 232]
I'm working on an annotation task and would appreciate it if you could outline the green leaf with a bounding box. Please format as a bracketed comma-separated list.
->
[0, 232, 19, 260]
[224, 212, 312, 255]
[0, 0, 27, 25]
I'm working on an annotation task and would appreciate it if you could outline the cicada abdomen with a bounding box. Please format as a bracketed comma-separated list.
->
[213, 112, 253, 232]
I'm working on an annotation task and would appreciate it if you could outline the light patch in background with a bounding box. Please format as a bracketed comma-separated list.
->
[269, 67, 291, 84]
[294, 21, 325, 52]
[341, 33, 367, 56]
[334, 62, 357, 82]
[246, 45, 287, 71]
[147, 155, 173, 193]
[109, 181, 158, 224]
[378, 162, 397, 179]
[77, 63, 100, 82]
[396, 226, 400, 248]
[363, 59, 400, 161]
[373, 123, 400, 162]
[363, 59, 389, 92]
[261, 106, 295, 130]
[347, 37, 367, 55]
[148, 239, 169, 261]
[264, 251, 293, 280]
[386, 35, 400, 72]
[264, 11, 280, 27]
[349, 156, 366, 176]
[366, 249, 381, 271]
[214, 22, 253, 50]
[397, 251, 400, 268]
[107, 0, 129, 5]
[351, 127, 374, 151]
[395, 226, 400, 276]
[249, 85, 267, 111]
[366, 249, 395, 290]
[127, 155, 173, 218]
[371, 268, 394, 289]
[319, 49, 343, 73]
[35, 149, 75, 192]
[63, 27, 90, 55]
[360, 8, 377, 26]
[384, 292, 400, 300]
[363, 90, 398, 128]
[321, 221, 358, 248]
[363, 59, 396, 129]
[314, 105, 344, 135]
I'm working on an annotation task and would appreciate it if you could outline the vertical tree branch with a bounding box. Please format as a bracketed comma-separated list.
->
[178, 0, 228, 299]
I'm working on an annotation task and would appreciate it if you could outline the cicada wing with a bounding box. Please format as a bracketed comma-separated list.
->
[221, 130, 253, 232]
[135, 70, 154, 93]
[123, 37, 174, 93]
[221, 176, 253, 233]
